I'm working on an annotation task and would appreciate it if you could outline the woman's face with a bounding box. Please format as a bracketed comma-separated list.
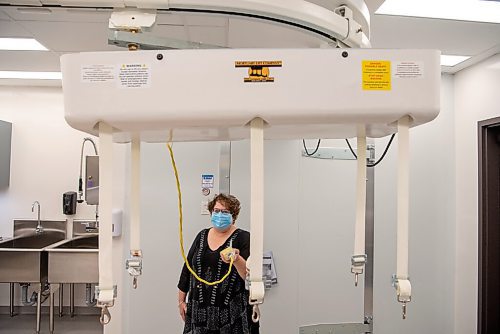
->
[213, 201, 231, 215]
[211, 201, 234, 231]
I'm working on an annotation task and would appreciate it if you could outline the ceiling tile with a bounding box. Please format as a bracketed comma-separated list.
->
[371, 15, 500, 56]
[0, 20, 33, 37]
[227, 17, 325, 48]
[183, 12, 228, 27]
[187, 26, 227, 48]
[0, 50, 61, 71]
[15, 20, 112, 52]
[0, 8, 12, 20]
[155, 12, 184, 26]
[150, 25, 189, 43]
[1, 6, 111, 23]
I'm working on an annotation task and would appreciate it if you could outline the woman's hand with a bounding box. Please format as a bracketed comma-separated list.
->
[220, 248, 240, 263]
[179, 301, 187, 322]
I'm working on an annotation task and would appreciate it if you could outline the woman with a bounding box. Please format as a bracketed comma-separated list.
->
[177, 193, 259, 334]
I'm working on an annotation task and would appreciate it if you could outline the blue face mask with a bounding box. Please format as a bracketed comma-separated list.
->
[211, 212, 232, 231]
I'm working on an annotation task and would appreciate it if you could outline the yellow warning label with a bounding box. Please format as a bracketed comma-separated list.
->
[235, 60, 282, 83]
[362, 60, 391, 90]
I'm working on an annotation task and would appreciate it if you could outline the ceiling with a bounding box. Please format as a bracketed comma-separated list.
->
[0, 0, 499, 86]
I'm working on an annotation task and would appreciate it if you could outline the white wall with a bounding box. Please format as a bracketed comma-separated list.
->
[0, 86, 126, 321]
[454, 54, 500, 334]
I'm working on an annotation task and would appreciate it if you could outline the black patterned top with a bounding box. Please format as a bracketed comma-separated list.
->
[178, 228, 259, 334]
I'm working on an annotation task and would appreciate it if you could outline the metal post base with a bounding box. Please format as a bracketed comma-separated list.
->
[9, 283, 15, 317]
[299, 323, 371, 334]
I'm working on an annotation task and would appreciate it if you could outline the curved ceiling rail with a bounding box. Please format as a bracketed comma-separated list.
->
[0, 0, 371, 48]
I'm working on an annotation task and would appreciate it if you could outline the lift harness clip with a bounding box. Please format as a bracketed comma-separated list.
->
[95, 285, 117, 325]
[126, 250, 143, 289]
[351, 254, 367, 286]
[392, 274, 412, 319]
[247, 279, 265, 323]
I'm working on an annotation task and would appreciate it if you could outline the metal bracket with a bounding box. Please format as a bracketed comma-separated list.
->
[126, 258, 143, 274]
[391, 274, 411, 288]
[351, 254, 367, 266]
[302, 147, 356, 160]
[126, 251, 143, 289]
[95, 285, 117, 300]
[351, 254, 367, 287]
[300, 323, 371, 334]
[367, 144, 375, 164]
[108, 30, 226, 50]
[109, 10, 157, 33]
[302, 146, 375, 162]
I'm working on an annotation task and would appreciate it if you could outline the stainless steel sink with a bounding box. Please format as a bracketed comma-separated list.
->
[0, 234, 66, 249]
[47, 235, 98, 283]
[0, 220, 66, 283]
[52, 235, 98, 250]
[46, 228, 99, 334]
[0, 220, 66, 334]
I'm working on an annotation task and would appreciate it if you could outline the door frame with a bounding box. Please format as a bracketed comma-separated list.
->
[478, 117, 500, 334]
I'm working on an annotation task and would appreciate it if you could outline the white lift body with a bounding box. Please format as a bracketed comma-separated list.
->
[61, 48, 440, 142]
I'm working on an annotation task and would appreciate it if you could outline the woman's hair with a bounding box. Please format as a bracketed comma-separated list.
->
[207, 193, 241, 222]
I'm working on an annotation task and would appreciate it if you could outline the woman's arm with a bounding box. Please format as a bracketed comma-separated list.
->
[220, 230, 251, 280]
[178, 289, 188, 321]
[232, 251, 247, 280]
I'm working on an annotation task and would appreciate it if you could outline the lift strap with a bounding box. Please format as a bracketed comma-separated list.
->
[96, 122, 116, 325]
[395, 115, 412, 319]
[248, 117, 265, 322]
[351, 127, 367, 286]
[127, 134, 143, 289]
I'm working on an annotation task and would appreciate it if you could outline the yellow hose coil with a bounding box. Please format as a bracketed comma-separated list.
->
[167, 142, 234, 286]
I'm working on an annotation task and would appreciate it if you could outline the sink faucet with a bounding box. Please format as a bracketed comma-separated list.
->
[32, 201, 43, 234]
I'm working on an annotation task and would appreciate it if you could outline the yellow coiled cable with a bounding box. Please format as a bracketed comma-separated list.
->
[167, 142, 234, 286]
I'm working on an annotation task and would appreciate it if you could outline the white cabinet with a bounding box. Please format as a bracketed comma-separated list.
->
[0, 120, 12, 188]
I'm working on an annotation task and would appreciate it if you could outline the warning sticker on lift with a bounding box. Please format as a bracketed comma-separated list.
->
[362, 60, 391, 91]
[118, 64, 150, 88]
[394, 61, 424, 79]
[81, 65, 115, 83]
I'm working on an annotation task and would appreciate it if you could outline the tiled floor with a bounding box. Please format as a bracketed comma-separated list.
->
[0, 314, 103, 334]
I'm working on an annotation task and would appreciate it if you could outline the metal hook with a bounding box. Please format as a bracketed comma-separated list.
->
[252, 304, 260, 323]
[354, 273, 359, 287]
[100, 305, 111, 325]
[133, 276, 138, 289]
[402, 302, 407, 320]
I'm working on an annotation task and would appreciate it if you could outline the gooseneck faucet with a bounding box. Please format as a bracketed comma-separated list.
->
[32, 201, 43, 234]
[78, 137, 99, 203]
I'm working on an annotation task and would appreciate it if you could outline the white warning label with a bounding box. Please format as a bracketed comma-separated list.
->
[118, 64, 150, 88]
[82, 65, 116, 83]
[394, 61, 424, 79]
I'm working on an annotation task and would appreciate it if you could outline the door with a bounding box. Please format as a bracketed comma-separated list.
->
[478, 117, 500, 334]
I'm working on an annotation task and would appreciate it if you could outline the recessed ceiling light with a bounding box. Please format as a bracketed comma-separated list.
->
[376, 0, 500, 24]
[0, 38, 48, 51]
[0, 71, 61, 80]
[441, 55, 471, 66]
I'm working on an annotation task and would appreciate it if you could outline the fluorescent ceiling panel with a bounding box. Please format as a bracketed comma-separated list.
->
[0, 38, 48, 51]
[441, 55, 471, 66]
[376, 0, 500, 24]
[0, 71, 61, 80]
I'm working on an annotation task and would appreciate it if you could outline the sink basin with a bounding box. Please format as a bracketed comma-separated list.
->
[0, 234, 66, 249]
[0, 220, 66, 283]
[47, 235, 98, 283]
[53, 235, 98, 249]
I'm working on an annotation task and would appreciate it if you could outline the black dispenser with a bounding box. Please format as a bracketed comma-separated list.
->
[63, 191, 77, 215]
